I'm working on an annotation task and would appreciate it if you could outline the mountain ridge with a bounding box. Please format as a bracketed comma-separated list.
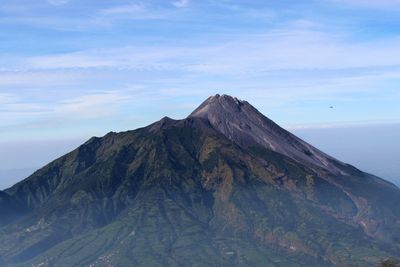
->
[0, 94, 399, 266]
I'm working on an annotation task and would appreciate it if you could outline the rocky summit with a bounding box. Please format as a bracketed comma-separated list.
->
[0, 94, 399, 267]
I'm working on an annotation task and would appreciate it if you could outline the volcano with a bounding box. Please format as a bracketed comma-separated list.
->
[0, 94, 399, 267]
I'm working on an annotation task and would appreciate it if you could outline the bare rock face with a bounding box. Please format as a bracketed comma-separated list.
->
[189, 94, 345, 175]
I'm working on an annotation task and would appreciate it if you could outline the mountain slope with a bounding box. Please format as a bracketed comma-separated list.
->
[191, 95, 400, 240]
[0, 95, 399, 267]
[189, 94, 345, 175]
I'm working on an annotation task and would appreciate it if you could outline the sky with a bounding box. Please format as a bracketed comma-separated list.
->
[0, 0, 399, 187]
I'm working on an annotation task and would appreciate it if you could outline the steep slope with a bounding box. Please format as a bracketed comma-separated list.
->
[190, 94, 400, 240]
[189, 94, 345, 175]
[0, 191, 26, 227]
[0, 95, 399, 267]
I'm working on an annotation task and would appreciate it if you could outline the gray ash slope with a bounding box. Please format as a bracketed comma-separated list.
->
[190, 95, 396, 188]
[189, 94, 348, 175]
[0, 94, 399, 267]
[191, 94, 368, 176]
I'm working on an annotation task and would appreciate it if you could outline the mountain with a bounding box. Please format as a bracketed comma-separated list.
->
[0, 168, 37, 190]
[0, 94, 399, 267]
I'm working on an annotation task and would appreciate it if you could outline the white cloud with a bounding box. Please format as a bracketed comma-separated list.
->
[99, 3, 168, 20]
[183, 30, 400, 74]
[47, 0, 69, 6]
[0, 93, 17, 104]
[0, 71, 87, 86]
[56, 92, 131, 118]
[22, 46, 189, 70]
[172, 0, 189, 8]
[329, 0, 400, 8]
[0, 93, 48, 118]
[2, 26, 399, 124]
[101, 4, 145, 15]
[15, 28, 400, 74]
[0, 91, 133, 138]
[25, 53, 119, 69]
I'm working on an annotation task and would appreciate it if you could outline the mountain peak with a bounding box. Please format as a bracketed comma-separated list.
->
[189, 94, 345, 175]
[189, 94, 248, 119]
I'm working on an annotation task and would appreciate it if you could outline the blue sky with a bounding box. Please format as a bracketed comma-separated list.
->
[0, 0, 400, 187]
[1, 0, 400, 141]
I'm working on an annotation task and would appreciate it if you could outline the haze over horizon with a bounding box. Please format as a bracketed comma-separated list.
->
[0, 0, 399, 187]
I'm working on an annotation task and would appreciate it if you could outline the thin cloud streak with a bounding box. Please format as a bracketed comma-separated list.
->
[14, 29, 400, 74]
[47, 0, 69, 6]
[0, 71, 88, 86]
[100, 4, 145, 15]
[329, 0, 400, 8]
[56, 91, 131, 118]
[172, 0, 190, 8]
